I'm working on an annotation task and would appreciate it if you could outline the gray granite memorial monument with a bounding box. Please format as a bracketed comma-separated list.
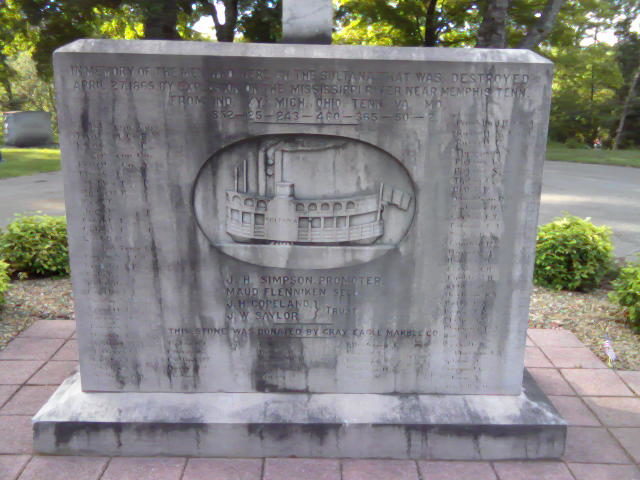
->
[33, 0, 565, 459]
[3, 111, 54, 147]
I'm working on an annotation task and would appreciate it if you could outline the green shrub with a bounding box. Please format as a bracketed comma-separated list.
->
[0, 260, 9, 305]
[534, 214, 614, 291]
[564, 137, 586, 149]
[0, 215, 70, 277]
[609, 257, 640, 331]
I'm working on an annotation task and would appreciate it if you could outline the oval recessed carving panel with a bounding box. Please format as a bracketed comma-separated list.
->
[193, 134, 415, 269]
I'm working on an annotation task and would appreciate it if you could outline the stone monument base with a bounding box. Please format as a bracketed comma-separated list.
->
[33, 371, 565, 459]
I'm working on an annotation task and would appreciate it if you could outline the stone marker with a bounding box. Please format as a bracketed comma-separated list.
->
[282, 0, 333, 44]
[33, 39, 565, 459]
[3, 111, 54, 147]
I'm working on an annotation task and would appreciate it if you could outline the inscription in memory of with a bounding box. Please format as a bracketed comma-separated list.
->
[67, 61, 530, 130]
[55, 41, 551, 395]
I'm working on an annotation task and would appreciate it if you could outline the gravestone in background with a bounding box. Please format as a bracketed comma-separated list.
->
[33, 5, 565, 458]
[3, 111, 54, 147]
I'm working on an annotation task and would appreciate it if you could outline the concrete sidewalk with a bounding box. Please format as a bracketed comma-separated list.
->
[0, 171, 65, 226]
[1, 323, 639, 479]
[2, 160, 639, 258]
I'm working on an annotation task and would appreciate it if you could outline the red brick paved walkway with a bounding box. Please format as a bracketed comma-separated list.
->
[1, 322, 639, 479]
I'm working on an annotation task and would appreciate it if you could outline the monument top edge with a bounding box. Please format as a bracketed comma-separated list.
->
[54, 39, 552, 65]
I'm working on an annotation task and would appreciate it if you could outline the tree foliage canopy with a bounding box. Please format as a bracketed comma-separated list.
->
[333, 0, 622, 49]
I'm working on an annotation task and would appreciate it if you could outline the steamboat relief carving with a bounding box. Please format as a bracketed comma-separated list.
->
[193, 134, 415, 269]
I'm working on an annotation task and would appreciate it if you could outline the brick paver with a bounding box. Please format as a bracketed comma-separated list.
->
[418, 461, 496, 479]
[264, 458, 340, 480]
[611, 428, 640, 463]
[0, 361, 45, 384]
[0, 386, 58, 415]
[568, 463, 640, 480]
[0, 455, 30, 480]
[524, 346, 553, 368]
[0, 384, 20, 407]
[528, 329, 584, 348]
[0, 416, 33, 454]
[528, 367, 575, 395]
[183, 459, 262, 480]
[564, 427, 633, 463]
[583, 397, 640, 427]
[561, 369, 634, 396]
[100, 457, 186, 480]
[543, 347, 606, 369]
[26, 361, 78, 385]
[17, 456, 108, 480]
[548, 396, 601, 426]
[493, 461, 574, 480]
[0, 339, 65, 361]
[342, 459, 419, 480]
[18, 320, 75, 339]
[619, 371, 640, 395]
[50, 340, 78, 361]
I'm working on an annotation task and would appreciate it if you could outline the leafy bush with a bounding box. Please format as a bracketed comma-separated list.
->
[564, 137, 586, 149]
[0, 215, 70, 277]
[0, 260, 9, 305]
[534, 214, 614, 291]
[609, 257, 640, 330]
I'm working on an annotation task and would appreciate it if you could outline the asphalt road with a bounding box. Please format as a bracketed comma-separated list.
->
[1, 161, 639, 258]
[538, 161, 640, 259]
[0, 170, 65, 225]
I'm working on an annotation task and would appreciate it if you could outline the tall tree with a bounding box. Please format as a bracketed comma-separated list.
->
[9, 0, 284, 79]
[517, 0, 565, 49]
[0, 0, 35, 108]
[548, 43, 623, 144]
[238, 0, 282, 43]
[139, 0, 181, 39]
[476, 0, 510, 48]
[335, 0, 574, 49]
[613, 64, 640, 149]
[210, 0, 240, 42]
[335, 0, 479, 47]
[12, 0, 153, 78]
[612, 2, 640, 149]
[423, 0, 439, 46]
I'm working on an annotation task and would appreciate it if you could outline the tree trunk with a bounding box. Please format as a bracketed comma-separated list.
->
[476, 0, 510, 48]
[211, 0, 239, 42]
[0, 63, 14, 109]
[142, 0, 181, 40]
[423, 0, 439, 47]
[613, 64, 640, 150]
[518, 0, 565, 50]
[2, 80, 14, 108]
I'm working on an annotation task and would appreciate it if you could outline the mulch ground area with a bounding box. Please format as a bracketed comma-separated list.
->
[530, 286, 639, 370]
[0, 278, 73, 350]
[1, 278, 638, 369]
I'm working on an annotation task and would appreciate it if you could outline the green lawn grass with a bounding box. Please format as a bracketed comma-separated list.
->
[546, 142, 640, 168]
[0, 148, 61, 179]
[0, 143, 638, 180]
